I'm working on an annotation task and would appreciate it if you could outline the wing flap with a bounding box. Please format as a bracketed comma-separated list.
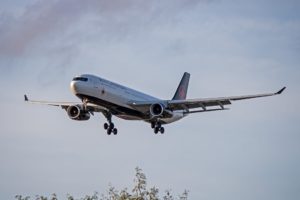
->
[167, 98, 231, 110]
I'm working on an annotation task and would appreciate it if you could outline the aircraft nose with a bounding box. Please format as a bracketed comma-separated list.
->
[70, 81, 79, 94]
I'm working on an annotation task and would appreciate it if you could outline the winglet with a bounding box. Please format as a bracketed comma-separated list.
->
[276, 87, 286, 95]
[24, 94, 29, 101]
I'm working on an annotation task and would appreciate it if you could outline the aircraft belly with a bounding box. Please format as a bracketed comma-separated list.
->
[115, 115, 143, 120]
[161, 112, 185, 124]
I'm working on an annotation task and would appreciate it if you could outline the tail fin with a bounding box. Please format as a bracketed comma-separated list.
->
[172, 72, 190, 100]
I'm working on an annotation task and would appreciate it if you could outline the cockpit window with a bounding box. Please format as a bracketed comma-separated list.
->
[73, 77, 88, 82]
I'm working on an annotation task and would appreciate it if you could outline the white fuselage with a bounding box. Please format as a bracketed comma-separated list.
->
[70, 74, 185, 124]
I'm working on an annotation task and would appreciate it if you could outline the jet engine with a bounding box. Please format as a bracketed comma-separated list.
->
[150, 103, 173, 119]
[67, 105, 90, 121]
[150, 103, 164, 117]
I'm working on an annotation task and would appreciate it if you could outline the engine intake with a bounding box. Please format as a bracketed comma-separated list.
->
[150, 103, 164, 117]
[67, 105, 90, 121]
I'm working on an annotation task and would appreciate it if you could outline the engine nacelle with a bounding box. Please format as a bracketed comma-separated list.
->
[67, 105, 90, 121]
[150, 103, 165, 117]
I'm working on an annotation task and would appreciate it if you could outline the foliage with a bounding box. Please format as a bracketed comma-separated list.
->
[15, 168, 188, 200]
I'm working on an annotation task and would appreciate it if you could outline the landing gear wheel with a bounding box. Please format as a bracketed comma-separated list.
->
[107, 128, 112, 135]
[151, 121, 165, 134]
[160, 127, 165, 134]
[104, 123, 109, 130]
[113, 128, 118, 135]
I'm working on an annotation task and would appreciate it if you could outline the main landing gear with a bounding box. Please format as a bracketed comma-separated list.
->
[104, 122, 117, 135]
[103, 112, 118, 135]
[151, 121, 165, 134]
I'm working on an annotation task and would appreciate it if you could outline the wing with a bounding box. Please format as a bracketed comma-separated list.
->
[24, 94, 106, 113]
[129, 87, 286, 113]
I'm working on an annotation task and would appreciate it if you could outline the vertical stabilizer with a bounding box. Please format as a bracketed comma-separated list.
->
[172, 72, 190, 100]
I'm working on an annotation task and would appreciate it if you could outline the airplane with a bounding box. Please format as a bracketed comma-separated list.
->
[24, 72, 286, 135]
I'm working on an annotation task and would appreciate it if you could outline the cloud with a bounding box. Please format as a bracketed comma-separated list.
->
[0, 0, 207, 57]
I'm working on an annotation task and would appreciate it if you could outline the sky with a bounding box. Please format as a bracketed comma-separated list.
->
[0, 0, 300, 199]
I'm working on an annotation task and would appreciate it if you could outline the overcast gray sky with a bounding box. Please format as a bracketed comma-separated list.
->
[0, 0, 300, 199]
